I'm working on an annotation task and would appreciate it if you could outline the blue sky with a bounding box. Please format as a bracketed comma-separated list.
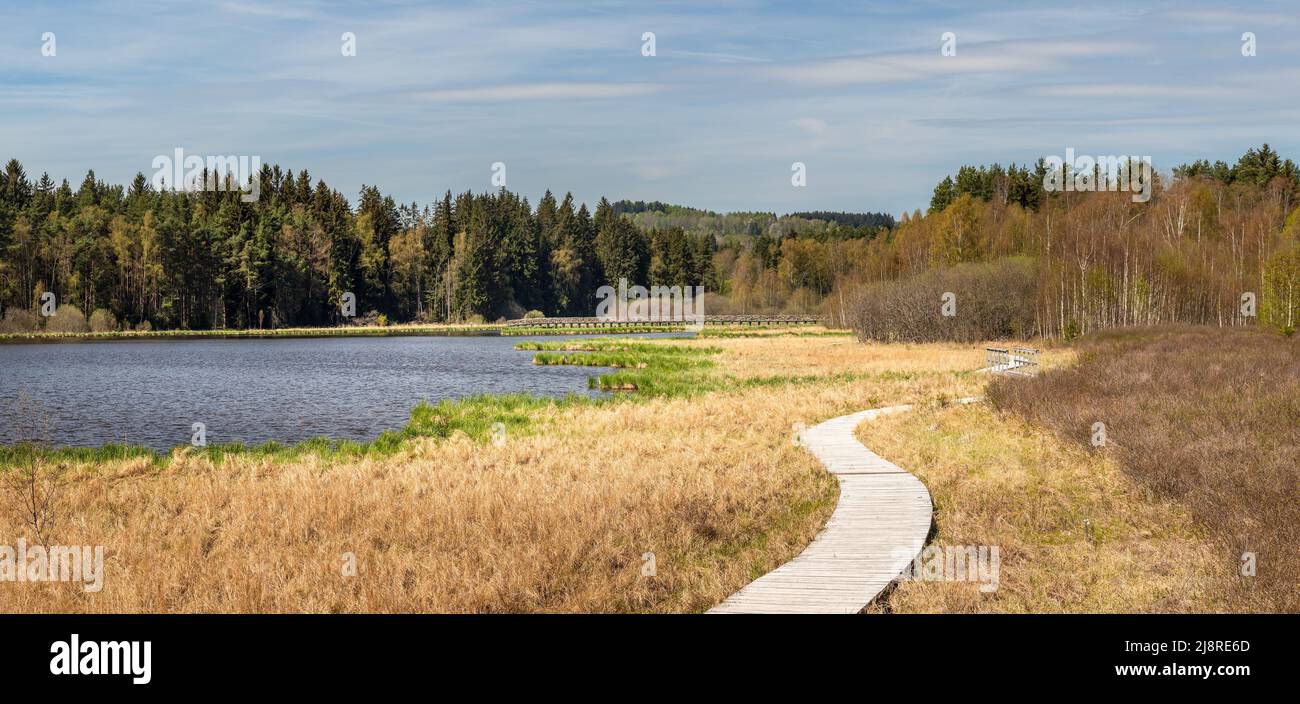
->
[3, 0, 1299, 216]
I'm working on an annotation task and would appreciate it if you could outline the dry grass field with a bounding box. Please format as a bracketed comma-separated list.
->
[860, 404, 1226, 612]
[860, 326, 1296, 613]
[2, 327, 1287, 613]
[1, 333, 997, 613]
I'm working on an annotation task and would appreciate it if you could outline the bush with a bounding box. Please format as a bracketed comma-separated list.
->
[44, 304, 89, 334]
[465, 313, 486, 325]
[351, 311, 381, 327]
[136, 320, 153, 332]
[88, 308, 119, 333]
[0, 308, 40, 333]
[523, 310, 546, 319]
[846, 257, 1038, 343]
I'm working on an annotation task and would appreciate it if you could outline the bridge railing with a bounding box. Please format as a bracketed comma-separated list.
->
[504, 314, 824, 328]
[986, 346, 1039, 376]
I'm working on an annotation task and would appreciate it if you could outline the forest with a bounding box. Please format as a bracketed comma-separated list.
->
[1, 145, 1298, 337]
[842, 144, 1300, 339]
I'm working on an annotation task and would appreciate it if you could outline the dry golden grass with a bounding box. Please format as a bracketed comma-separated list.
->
[0, 337, 994, 613]
[5, 332, 1250, 614]
[859, 403, 1227, 612]
[681, 334, 1073, 381]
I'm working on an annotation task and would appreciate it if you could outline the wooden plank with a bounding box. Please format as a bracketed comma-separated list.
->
[707, 404, 933, 614]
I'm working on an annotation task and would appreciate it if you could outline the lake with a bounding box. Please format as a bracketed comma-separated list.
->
[0, 335, 618, 452]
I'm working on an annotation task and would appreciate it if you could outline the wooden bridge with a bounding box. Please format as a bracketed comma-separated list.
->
[504, 314, 824, 329]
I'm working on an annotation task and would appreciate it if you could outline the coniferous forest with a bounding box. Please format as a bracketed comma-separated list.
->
[1, 144, 1298, 337]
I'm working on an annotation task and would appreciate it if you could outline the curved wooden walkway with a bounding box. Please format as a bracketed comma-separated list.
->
[709, 404, 932, 614]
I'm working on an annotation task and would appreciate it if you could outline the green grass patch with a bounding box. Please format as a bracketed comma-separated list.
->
[0, 393, 589, 470]
[517, 339, 721, 395]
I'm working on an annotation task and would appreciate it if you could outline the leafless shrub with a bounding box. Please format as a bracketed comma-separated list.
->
[88, 308, 119, 332]
[0, 308, 40, 333]
[846, 257, 1038, 342]
[44, 304, 89, 333]
[2, 393, 64, 543]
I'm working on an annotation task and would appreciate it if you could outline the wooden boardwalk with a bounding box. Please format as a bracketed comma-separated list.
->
[504, 314, 823, 329]
[709, 404, 931, 614]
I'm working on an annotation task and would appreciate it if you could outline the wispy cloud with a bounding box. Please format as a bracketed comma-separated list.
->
[2, 0, 1298, 215]
[216, 1, 318, 20]
[416, 82, 661, 102]
[767, 40, 1143, 85]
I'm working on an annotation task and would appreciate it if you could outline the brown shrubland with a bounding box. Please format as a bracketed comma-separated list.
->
[989, 326, 1298, 612]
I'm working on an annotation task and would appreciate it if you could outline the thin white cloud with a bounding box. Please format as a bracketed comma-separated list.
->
[1026, 83, 1248, 99]
[1158, 8, 1299, 27]
[416, 83, 662, 102]
[672, 49, 770, 64]
[216, 1, 318, 20]
[767, 40, 1143, 85]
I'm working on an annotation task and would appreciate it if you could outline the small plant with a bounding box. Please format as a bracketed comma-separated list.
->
[1062, 319, 1081, 342]
[2, 393, 64, 543]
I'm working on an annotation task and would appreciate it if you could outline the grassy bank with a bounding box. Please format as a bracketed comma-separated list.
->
[0, 339, 711, 469]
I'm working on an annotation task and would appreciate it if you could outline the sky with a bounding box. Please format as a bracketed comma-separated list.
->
[2, 0, 1299, 217]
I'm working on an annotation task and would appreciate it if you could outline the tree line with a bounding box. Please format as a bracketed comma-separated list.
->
[0, 162, 724, 330]
[843, 144, 1300, 339]
[4, 144, 1298, 337]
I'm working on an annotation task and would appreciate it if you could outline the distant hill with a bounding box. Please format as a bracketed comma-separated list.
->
[611, 200, 894, 240]
[789, 211, 895, 229]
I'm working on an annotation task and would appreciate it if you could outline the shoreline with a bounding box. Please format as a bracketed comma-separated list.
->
[0, 323, 504, 344]
[0, 337, 705, 464]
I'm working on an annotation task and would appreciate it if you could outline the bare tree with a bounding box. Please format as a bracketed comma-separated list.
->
[3, 392, 63, 544]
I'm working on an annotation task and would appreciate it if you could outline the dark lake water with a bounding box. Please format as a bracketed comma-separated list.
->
[0, 335, 619, 452]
